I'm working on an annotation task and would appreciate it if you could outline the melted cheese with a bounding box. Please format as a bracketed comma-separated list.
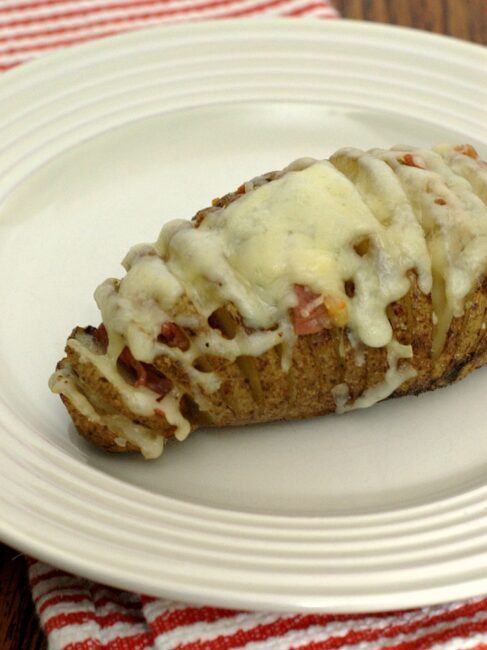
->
[49, 366, 165, 459]
[67, 338, 191, 441]
[330, 148, 432, 294]
[157, 161, 428, 348]
[332, 341, 417, 414]
[94, 249, 183, 363]
[434, 145, 487, 205]
[370, 146, 487, 354]
[57, 145, 487, 454]
[68, 338, 164, 417]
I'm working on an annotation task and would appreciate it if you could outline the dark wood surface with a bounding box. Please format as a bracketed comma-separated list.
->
[1, 2, 486, 649]
[0, 546, 46, 650]
[334, 0, 487, 44]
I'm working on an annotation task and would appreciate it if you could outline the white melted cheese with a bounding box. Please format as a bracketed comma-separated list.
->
[56, 145, 487, 455]
[157, 161, 428, 348]
[94, 249, 184, 363]
[67, 338, 191, 440]
[434, 145, 487, 205]
[371, 146, 487, 355]
[332, 341, 417, 414]
[49, 366, 165, 459]
[330, 148, 432, 294]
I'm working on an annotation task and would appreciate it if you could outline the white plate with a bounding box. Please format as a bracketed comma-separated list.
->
[1, 19, 487, 612]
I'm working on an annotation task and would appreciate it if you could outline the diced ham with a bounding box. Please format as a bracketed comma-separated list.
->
[292, 285, 347, 335]
[118, 346, 172, 398]
[293, 285, 330, 335]
[454, 144, 479, 159]
[159, 322, 190, 351]
[402, 154, 426, 169]
[94, 323, 109, 349]
[145, 371, 172, 397]
[118, 346, 147, 387]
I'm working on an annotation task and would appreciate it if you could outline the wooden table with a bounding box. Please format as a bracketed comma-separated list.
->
[334, 0, 487, 44]
[1, 2, 486, 648]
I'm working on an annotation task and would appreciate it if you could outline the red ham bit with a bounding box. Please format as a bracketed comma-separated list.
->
[154, 408, 166, 418]
[402, 153, 426, 169]
[454, 144, 479, 159]
[118, 346, 147, 387]
[292, 284, 329, 335]
[118, 346, 172, 399]
[144, 370, 172, 397]
[159, 322, 190, 351]
[94, 323, 109, 349]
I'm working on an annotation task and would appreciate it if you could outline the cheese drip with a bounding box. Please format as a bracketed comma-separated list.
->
[49, 363, 166, 459]
[332, 341, 417, 414]
[60, 145, 487, 455]
[369, 145, 487, 355]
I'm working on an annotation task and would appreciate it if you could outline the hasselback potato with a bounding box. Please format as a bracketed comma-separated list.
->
[50, 144, 487, 459]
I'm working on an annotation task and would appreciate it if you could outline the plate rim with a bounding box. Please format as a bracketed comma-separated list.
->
[2, 17, 487, 85]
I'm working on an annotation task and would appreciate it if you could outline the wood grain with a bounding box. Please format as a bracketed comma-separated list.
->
[333, 0, 487, 44]
[0, 2, 485, 649]
[0, 545, 46, 650]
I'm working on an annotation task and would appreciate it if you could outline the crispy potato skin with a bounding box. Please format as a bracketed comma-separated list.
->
[61, 393, 140, 453]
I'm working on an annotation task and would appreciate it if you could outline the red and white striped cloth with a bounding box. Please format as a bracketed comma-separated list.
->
[0, 0, 338, 71]
[29, 558, 487, 650]
[5, 1, 487, 648]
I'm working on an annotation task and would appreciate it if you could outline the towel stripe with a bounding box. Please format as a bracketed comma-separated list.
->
[0, 0, 338, 69]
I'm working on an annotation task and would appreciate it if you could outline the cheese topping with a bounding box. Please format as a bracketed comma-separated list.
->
[67, 338, 191, 440]
[49, 364, 166, 459]
[376, 146, 487, 355]
[332, 341, 417, 414]
[157, 161, 429, 348]
[51, 145, 487, 454]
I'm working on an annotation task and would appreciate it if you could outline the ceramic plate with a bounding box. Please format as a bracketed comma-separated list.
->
[1, 19, 487, 612]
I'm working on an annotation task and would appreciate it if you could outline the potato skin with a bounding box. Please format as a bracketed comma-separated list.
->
[60, 393, 140, 454]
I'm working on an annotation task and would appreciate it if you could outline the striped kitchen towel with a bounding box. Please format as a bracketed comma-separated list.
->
[0, 0, 338, 71]
[29, 558, 487, 650]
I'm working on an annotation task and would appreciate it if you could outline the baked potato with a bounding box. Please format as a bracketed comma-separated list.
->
[50, 144, 487, 458]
